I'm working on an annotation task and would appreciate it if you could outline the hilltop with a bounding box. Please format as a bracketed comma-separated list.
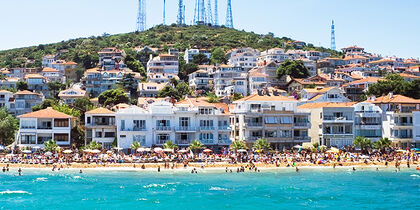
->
[0, 24, 341, 69]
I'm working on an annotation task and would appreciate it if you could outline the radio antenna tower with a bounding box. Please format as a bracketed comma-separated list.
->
[331, 20, 336, 50]
[136, 0, 146, 31]
[226, 0, 233, 28]
[206, 0, 213, 25]
[163, 0, 166, 25]
[194, 0, 206, 24]
[214, 0, 219, 26]
[177, 0, 185, 25]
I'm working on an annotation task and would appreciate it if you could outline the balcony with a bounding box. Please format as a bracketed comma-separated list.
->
[217, 139, 232, 144]
[246, 123, 263, 127]
[393, 123, 413, 126]
[200, 126, 214, 131]
[201, 139, 215, 144]
[156, 126, 172, 131]
[175, 139, 191, 145]
[37, 126, 52, 130]
[294, 122, 309, 127]
[175, 126, 197, 132]
[323, 116, 353, 122]
[294, 136, 310, 141]
[218, 126, 230, 131]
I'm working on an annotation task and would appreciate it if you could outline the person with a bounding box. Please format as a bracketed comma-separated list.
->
[79, 170, 83, 174]
[352, 167, 356, 171]
[376, 168, 379, 171]
[2, 167, 5, 172]
[295, 167, 299, 172]
[157, 166, 160, 172]
[416, 166, 419, 170]
[141, 164, 145, 169]
[18, 168, 22, 176]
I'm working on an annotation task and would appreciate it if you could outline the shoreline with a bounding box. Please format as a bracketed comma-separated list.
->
[1, 161, 417, 172]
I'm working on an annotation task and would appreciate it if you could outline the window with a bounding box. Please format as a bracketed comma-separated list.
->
[120, 120, 125, 130]
[264, 117, 278, 124]
[179, 117, 190, 127]
[200, 133, 214, 141]
[95, 132, 102, 138]
[200, 120, 213, 127]
[54, 119, 69, 127]
[21, 134, 36, 144]
[133, 120, 146, 130]
[133, 135, 146, 145]
[251, 131, 262, 137]
[156, 120, 170, 127]
[279, 130, 291, 138]
[54, 134, 69, 142]
[105, 132, 115, 138]
[265, 131, 277, 138]
[280, 117, 292, 124]
[21, 120, 35, 129]
[157, 134, 170, 144]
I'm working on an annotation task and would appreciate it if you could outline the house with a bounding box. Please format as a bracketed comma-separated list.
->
[212, 65, 246, 97]
[299, 87, 350, 103]
[0, 77, 20, 89]
[24, 74, 48, 95]
[51, 60, 77, 81]
[342, 46, 365, 55]
[342, 77, 382, 101]
[248, 68, 268, 94]
[258, 48, 289, 63]
[98, 47, 126, 70]
[399, 73, 420, 82]
[40, 67, 64, 83]
[227, 48, 260, 71]
[353, 102, 383, 142]
[0, 90, 13, 110]
[298, 102, 356, 148]
[10, 90, 44, 116]
[58, 86, 88, 105]
[230, 94, 311, 149]
[42, 55, 57, 68]
[138, 82, 168, 97]
[16, 107, 74, 147]
[188, 69, 212, 92]
[85, 108, 117, 149]
[147, 54, 179, 83]
[287, 78, 326, 94]
[184, 49, 211, 64]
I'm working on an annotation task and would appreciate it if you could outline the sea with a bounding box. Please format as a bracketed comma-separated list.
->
[0, 167, 419, 209]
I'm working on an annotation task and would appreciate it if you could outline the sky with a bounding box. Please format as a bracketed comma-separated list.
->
[0, 0, 419, 58]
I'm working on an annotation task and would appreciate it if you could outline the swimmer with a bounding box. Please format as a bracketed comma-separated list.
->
[296, 167, 299, 172]
[352, 167, 356, 171]
[157, 166, 161, 172]
[79, 170, 83, 174]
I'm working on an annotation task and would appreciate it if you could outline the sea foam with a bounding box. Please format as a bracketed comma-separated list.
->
[209, 187, 228, 191]
[0, 190, 32, 195]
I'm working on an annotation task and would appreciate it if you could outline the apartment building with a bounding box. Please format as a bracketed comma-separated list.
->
[299, 87, 351, 103]
[258, 48, 290, 63]
[212, 65, 246, 97]
[147, 54, 179, 83]
[412, 111, 420, 148]
[184, 49, 211, 64]
[353, 102, 383, 141]
[138, 82, 168, 97]
[58, 86, 88, 105]
[230, 94, 311, 149]
[188, 69, 212, 92]
[40, 67, 65, 83]
[227, 48, 260, 71]
[85, 108, 117, 149]
[24, 74, 48, 94]
[368, 93, 420, 148]
[298, 102, 355, 148]
[342, 77, 382, 101]
[0, 90, 13, 110]
[115, 98, 231, 151]
[98, 47, 126, 70]
[16, 107, 74, 147]
[10, 90, 44, 116]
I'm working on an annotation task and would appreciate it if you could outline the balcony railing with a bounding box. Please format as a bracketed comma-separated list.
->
[175, 127, 196, 132]
[246, 123, 263, 127]
[156, 126, 172, 131]
[294, 122, 309, 127]
[201, 139, 214, 144]
[294, 136, 310, 140]
[121, 127, 146, 132]
[37, 126, 52, 130]
[218, 126, 230, 130]
[394, 123, 413, 126]
[324, 116, 353, 121]
[175, 139, 191, 145]
[200, 126, 214, 131]
[218, 139, 232, 144]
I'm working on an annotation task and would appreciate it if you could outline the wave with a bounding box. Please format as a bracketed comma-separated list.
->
[143, 182, 179, 189]
[73, 176, 81, 179]
[35, 177, 48, 182]
[410, 174, 419, 177]
[0, 190, 32, 195]
[209, 187, 228, 191]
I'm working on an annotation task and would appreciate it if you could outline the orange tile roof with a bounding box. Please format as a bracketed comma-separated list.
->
[24, 74, 44, 79]
[303, 87, 335, 93]
[17, 107, 72, 119]
[298, 102, 356, 109]
[235, 94, 297, 102]
[400, 73, 420, 79]
[85, 107, 115, 115]
[292, 78, 326, 86]
[367, 94, 420, 104]
[342, 77, 382, 87]
[14, 90, 41, 95]
[41, 67, 59, 73]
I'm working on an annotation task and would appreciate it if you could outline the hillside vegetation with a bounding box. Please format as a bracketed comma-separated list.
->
[0, 24, 341, 69]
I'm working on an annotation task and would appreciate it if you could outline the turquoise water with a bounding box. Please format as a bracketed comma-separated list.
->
[0, 168, 419, 209]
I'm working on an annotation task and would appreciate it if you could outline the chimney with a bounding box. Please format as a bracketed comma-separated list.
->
[389, 92, 393, 99]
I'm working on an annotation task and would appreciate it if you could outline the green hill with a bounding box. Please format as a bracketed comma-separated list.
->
[0, 24, 341, 69]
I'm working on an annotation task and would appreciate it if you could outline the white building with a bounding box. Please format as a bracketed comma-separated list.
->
[299, 87, 351, 103]
[85, 108, 117, 149]
[17, 107, 74, 147]
[147, 54, 179, 83]
[98, 48, 126, 70]
[0, 90, 13, 110]
[116, 98, 231, 152]
[353, 102, 383, 142]
[184, 49, 211, 64]
[227, 48, 260, 71]
[258, 48, 289, 63]
[231, 94, 311, 149]
[212, 65, 246, 97]
[58, 86, 88, 105]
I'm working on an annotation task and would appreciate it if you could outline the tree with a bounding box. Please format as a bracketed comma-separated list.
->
[124, 52, 146, 77]
[158, 81, 191, 100]
[0, 108, 19, 146]
[48, 81, 66, 99]
[87, 141, 102, 150]
[252, 138, 271, 151]
[131, 141, 141, 150]
[158, 85, 178, 99]
[52, 104, 81, 118]
[232, 93, 243, 101]
[188, 139, 204, 153]
[32, 99, 57, 111]
[178, 63, 199, 81]
[366, 74, 408, 97]
[16, 81, 28, 91]
[230, 140, 247, 151]
[74, 65, 86, 82]
[206, 92, 220, 103]
[74, 97, 94, 113]
[192, 53, 210, 65]
[117, 73, 138, 97]
[98, 89, 129, 106]
[211, 47, 227, 64]
[374, 137, 392, 152]
[44, 139, 58, 152]
[71, 125, 85, 149]
[163, 140, 178, 149]
[276, 60, 310, 79]
[175, 82, 191, 99]
[353, 136, 373, 154]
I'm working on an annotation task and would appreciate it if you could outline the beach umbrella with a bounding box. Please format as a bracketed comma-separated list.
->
[178, 149, 188, 153]
[91, 149, 101, 154]
[237, 149, 247, 153]
[83, 149, 93, 153]
[395, 149, 406, 153]
[154, 147, 163, 153]
[22, 150, 32, 154]
[203, 149, 212, 153]
[0, 145, 4, 150]
[32, 146, 41, 150]
[106, 150, 113, 154]
[113, 147, 123, 151]
[293, 145, 303, 149]
[44, 152, 53, 156]
[63, 150, 73, 154]
[163, 148, 174, 153]
[410, 148, 420, 151]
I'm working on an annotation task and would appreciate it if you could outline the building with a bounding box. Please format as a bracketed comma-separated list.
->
[10, 90, 44, 116]
[184, 49, 211, 64]
[98, 47, 126, 70]
[299, 87, 351, 103]
[212, 65, 246, 97]
[58, 86, 88, 105]
[115, 98, 231, 152]
[188, 69, 212, 92]
[412, 111, 420, 148]
[42, 55, 56, 68]
[227, 48, 260, 71]
[368, 93, 420, 148]
[248, 68, 268, 95]
[16, 107, 74, 147]
[147, 54, 179, 83]
[0, 77, 20, 90]
[353, 102, 383, 141]
[0, 90, 13, 110]
[24, 74, 48, 94]
[85, 108, 117, 149]
[138, 82, 168, 97]
[40, 67, 64, 83]
[51, 60, 77, 81]
[342, 77, 382, 101]
[298, 102, 356, 148]
[258, 48, 289, 63]
[230, 94, 311, 149]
